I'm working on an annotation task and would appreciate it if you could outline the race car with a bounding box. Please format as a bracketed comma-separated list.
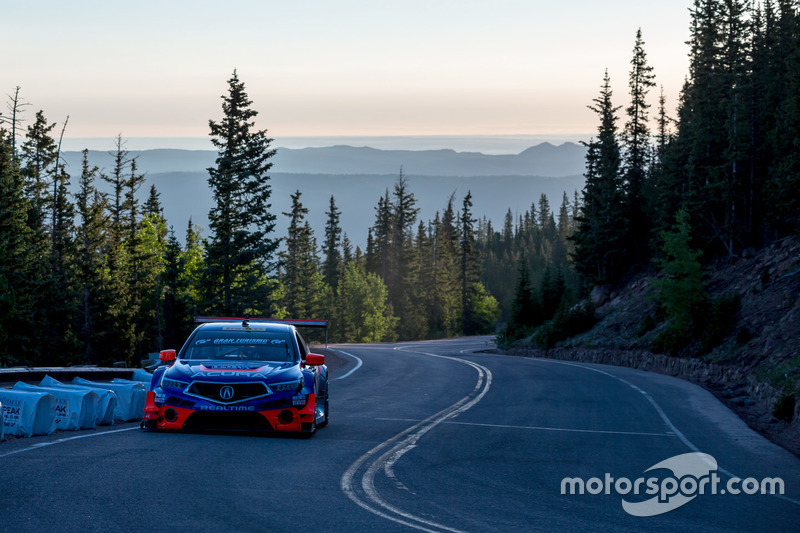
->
[142, 317, 328, 436]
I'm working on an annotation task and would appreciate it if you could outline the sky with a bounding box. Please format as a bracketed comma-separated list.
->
[4, 1, 692, 151]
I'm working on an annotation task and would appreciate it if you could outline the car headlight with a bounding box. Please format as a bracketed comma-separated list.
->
[270, 380, 302, 393]
[161, 378, 189, 390]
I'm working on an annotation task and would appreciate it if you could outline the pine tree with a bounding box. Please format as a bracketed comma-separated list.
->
[103, 135, 130, 242]
[43, 157, 78, 364]
[322, 195, 342, 291]
[538, 193, 556, 241]
[405, 219, 431, 339]
[280, 190, 321, 318]
[2, 86, 29, 155]
[143, 184, 164, 220]
[342, 233, 353, 265]
[501, 259, 542, 344]
[0, 130, 36, 364]
[623, 28, 656, 262]
[572, 70, 627, 286]
[366, 190, 392, 279]
[652, 86, 675, 234]
[162, 229, 190, 349]
[20, 110, 57, 234]
[459, 191, 483, 334]
[163, 222, 204, 349]
[677, 0, 739, 256]
[204, 70, 279, 316]
[74, 150, 108, 364]
[765, 0, 800, 235]
[557, 192, 571, 242]
[19, 111, 59, 362]
[124, 157, 149, 360]
[387, 171, 420, 339]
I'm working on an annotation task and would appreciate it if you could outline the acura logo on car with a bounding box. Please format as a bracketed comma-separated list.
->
[219, 385, 235, 400]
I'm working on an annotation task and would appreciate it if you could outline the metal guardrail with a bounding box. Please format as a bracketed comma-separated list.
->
[0, 367, 138, 388]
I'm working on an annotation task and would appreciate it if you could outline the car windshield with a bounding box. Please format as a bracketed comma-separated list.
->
[181, 327, 296, 362]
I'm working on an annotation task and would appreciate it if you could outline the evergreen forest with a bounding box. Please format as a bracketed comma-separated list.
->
[1, 1, 798, 367]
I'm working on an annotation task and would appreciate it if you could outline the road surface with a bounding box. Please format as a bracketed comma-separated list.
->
[1, 337, 797, 532]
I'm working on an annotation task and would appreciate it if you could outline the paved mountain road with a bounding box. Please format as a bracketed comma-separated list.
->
[1, 337, 797, 532]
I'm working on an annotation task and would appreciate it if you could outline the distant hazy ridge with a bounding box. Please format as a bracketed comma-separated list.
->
[60, 143, 587, 245]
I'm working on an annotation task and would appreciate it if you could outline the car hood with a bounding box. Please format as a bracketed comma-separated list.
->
[165, 360, 299, 382]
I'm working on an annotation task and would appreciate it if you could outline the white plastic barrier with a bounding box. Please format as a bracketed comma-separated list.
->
[130, 369, 154, 384]
[72, 377, 146, 422]
[0, 390, 56, 437]
[13, 383, 99, 430]
[39, 375, 116, 426]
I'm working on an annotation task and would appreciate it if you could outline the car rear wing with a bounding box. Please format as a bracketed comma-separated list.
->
[194, 316, 329, 345]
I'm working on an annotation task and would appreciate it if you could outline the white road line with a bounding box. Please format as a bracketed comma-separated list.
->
[341, 347, 492, 533]
[374, 418, 676, 437]
[536, 358, 800, 508]
[330, 349, 363, 381]
[0, 426, 139, 459]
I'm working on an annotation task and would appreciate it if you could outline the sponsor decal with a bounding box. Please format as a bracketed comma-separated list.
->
[197, 405, 255, 411]
[54, 400, 69, 425]
[210, 338, 286, 345]
[201, 363, 264, 370]
[2, 405, 22, 428]
[194, 371, 272, 378]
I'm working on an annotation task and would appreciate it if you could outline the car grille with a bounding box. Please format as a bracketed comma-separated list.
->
[183, 411, 273, 431]
[186, 381, 271, 404]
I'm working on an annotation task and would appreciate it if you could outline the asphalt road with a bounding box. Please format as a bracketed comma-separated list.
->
[1, 337, 798, 532]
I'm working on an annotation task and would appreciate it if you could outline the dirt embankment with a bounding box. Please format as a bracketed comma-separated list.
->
[507, 237, 800, 456]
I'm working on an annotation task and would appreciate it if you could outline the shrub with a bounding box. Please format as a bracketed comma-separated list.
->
[773, 393, 796, 423]
[700, 293, 741, 352]
[532, 302, 596, 349]
[651, 209, 707, 338]
[651, 323, 691, 356]
[637, 315, 656, 337]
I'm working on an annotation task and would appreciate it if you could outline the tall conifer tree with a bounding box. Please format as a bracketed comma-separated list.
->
[280, 190, 319, 318]
[74, 150, 108, 364]
[623, 29, 656, 262]
[572, 71, 627, 285]
[0, 131, 35, 364]
[205, 70, 278, 315]
[322, 195, 342, 291]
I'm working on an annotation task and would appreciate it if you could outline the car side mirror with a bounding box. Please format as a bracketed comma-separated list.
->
[305, 353, 325, 366]
[159, 349, 176, 363]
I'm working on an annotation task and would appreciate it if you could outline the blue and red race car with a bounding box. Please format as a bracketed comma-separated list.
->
[142, 317, 328, 436]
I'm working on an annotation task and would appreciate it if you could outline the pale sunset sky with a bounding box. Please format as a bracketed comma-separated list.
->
[4, 0, 691, 149]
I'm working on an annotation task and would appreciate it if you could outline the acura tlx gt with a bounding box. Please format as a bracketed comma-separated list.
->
[142, 318, 328, 436]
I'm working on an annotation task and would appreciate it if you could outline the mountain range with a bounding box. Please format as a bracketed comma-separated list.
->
[61, 141, 586, 177]
[60, 143, 587, 246]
